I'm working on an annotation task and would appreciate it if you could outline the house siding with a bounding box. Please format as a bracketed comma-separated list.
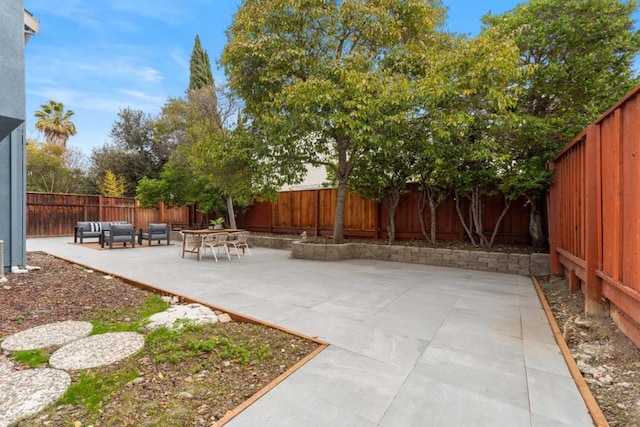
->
[0, 0, 28, 272]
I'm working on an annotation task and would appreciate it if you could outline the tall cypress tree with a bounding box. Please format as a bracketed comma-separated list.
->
[188, 34, 221, 130]
[189, 35, 214, 90]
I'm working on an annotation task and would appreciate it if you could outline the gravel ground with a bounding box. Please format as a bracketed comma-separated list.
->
[538, 276, 640, 427]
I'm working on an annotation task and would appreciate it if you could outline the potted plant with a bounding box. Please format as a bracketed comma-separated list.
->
[210, 217, 225, 229]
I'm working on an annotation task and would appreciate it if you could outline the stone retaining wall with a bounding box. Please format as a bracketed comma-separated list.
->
[289, 241, 550, 276]
[247, 235, 297, 250]
[180, 233, 551, 276]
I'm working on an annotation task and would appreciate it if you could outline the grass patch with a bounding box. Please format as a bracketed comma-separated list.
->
[12, 349, 50, 367]
[91, 294, 170, 335]
[58, 367, 139, 413]
[145, 322, 280, 366]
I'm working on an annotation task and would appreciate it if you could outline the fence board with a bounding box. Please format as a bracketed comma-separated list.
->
[26, 193, 191, 236]
[621, 96, 640, 292]
[550, 83, 640, 347]
[234, 186, 532, 244]
[28, 185, 534, 244]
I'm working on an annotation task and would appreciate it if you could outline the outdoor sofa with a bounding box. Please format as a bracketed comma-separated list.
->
[74, 221, 130, 244]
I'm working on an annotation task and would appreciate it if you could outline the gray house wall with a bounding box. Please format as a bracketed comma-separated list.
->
[0, 0, 28, 273]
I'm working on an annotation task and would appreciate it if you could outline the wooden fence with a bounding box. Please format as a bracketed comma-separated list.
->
[236, 185, 533, 244]
[26, 193, 190, 237]
[549, 84, 640, 348]
[27, 185, 534, 245]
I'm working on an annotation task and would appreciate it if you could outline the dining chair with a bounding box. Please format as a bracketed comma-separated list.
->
[201, 232, 231, 261]
[226, 231, 251, 258]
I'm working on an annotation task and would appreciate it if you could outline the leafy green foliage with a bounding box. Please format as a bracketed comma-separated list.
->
[26, 140, 90, 193]
[97, 170, 126, 197]
[221, 0, 449, 243]
[89, 108, 173, 196]
[482, 0, 640, 247]
[189, 35, 214, 91]
[137, 86, 258, 222]
[34, 100, 77, 147]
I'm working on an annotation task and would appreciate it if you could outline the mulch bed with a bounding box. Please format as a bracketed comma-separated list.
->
[1, 252, 319, 426]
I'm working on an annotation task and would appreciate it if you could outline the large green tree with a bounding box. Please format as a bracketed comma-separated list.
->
[189, 35, 215, 91]
[137, 88, 258, 227]
[26, 140, 88, 193]
[89, 108, 173, 196]
[483, 0, 640, 248]
[34, 100, 77, 147]
[222, 0, 448, 243]
[436, 28, 526, 248]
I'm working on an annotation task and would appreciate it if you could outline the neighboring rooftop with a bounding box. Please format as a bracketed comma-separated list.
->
[24, 9, 39, 44]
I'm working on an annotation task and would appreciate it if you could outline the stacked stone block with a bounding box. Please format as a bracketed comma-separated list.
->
[287, 240, 550, 276]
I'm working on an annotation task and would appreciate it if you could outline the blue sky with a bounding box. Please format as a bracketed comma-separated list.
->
[22, 1, 635, 155]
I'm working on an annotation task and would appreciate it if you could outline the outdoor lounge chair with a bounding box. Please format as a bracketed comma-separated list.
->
[101, 223, 136, 249]
[138, 223, 169, 246]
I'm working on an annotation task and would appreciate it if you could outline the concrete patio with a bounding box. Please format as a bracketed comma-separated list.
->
[25, 237, 594, 426]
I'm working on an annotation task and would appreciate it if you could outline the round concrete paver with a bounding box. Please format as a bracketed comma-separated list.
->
[49, 332, 144, 370]
[1, 320, 93, 352]
[0, 368, 71, 427]
[146, 303, 219, 330]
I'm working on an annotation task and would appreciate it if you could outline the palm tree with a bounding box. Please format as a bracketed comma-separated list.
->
[34, 100, 77, 147]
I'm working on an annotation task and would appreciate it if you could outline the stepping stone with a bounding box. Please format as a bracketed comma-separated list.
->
[146, 303, 220, 330]
[49, 332, 144, 370]
[1, 320, 93, 352]
[0, 368, 70, 427]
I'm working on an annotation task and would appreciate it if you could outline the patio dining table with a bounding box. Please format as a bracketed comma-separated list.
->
[180, 228, 243, 260]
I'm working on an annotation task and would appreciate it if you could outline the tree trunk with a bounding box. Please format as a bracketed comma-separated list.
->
[332, 136, 350, 244]
[333, 178, 347, 244]
[386, 188, 401, 245]
[429, 194, 439, 243]
[469, 188, 489, 247]
[417, 189, 432, 243]
[488, 198, 512, 248]
[528, 195, 546, 250]
[455, 191, 477, 245]
[226, 195, 237, 229]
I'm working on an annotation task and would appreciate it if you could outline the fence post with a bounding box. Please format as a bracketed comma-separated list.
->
[547, 160, 563, 276]
[314, 189, 319, 237]
[159, 201, 165, 223]
[584, 124, 607, 316]
[269, 202, 273, 234]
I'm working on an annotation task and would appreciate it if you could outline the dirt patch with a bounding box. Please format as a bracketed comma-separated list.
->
[1, 252, 319, 426]
[538, 276, 640, 427]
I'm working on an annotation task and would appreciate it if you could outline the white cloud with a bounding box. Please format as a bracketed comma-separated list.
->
[170, 49, 189, 71]
[27, 0, 104, 31]
[28, 84, 165, 115]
